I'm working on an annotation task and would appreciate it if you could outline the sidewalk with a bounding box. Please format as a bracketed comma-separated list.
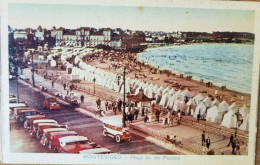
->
[20, 68, 248, 155]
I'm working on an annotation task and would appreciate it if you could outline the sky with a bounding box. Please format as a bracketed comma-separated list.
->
[8, 3, 255, 33]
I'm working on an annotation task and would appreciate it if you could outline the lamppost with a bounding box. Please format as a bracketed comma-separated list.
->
[117, 66, 127, 127]
[31, 51, 35, 87]
[122, 66, 127, 127]
[93, 77, 96, 94]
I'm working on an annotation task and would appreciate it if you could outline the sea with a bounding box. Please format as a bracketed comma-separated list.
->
[137, 43, 254, 94]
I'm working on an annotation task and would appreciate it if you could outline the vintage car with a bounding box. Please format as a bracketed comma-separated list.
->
[14, 108, 41, 123]
[36, 123, 68, 139]
[24, 115, 46, 129]
[31, 119, 57, 135]
[43, 96, 60, 110]
[9, 102, 28, 111]
[58, 136, 99, 153]
[79, 148, 111, 154]
[102, 120, 132, 143]
[40, 128, 68, 146]
[48, 131, 78, 150]
[9, 97, 18, 103]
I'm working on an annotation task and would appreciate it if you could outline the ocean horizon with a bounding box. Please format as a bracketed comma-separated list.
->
[137, 43, 254, 94]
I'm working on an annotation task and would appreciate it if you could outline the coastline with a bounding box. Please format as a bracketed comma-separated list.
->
[87, 48, 251, 109]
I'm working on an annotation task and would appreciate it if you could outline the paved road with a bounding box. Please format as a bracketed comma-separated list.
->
[10, 80, 175, 154]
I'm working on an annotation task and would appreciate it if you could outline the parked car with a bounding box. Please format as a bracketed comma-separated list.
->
[48, 131, 78, 150]
[14, 108, 41, 123]
[102, 121, 132, 143]
[9, 102, 27, 110]
[36, 123, 68, 139]
[9, 97, 18, 103]
[40, 128, 68, 146]
[58, 136, 99, 153]
[79, 148, 111, 154]
[43, 97, 60, 110]
[31, 119, 57, 135]
[24, 115, 46, 129]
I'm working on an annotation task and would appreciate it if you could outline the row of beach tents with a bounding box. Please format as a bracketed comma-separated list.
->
[47, 47, 250, 132]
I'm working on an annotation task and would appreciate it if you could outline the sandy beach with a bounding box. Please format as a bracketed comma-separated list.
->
[86, 50, 251, 109]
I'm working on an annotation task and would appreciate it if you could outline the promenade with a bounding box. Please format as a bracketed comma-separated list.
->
[18, 67, 248, 155]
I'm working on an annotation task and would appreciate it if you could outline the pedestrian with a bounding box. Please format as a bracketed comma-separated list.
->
[105, 100, 108, 111]
[177, 110, 181, 125]
[63, 83, 66, 90]
[155, 109, 161, 122]
[52, 80, 55, 88]
[202, 131, 206, 146]
[134, 109, 139, 120]
[118, 99, 122, 111]
[202, 146, 207, 155]
[206, 137, 211, 150]
[227, 134, 234, 147]
[70, 84, 73, 92]
[144, 114, 148, 123]
[80, 95, 84, 104]
[112, 101, 117, 115]
[197, 113, 201, 123]
[66, 89, 69, 95]
[236, 141, 240, 155]
[96, 98, 101, 109]
[232, 139, 236, 155]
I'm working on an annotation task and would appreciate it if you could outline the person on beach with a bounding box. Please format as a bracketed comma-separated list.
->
[236, 141, 240, 155]
[80, 95, 84, 104]
[63, 83, 66, 90]
[227, 134, 234, 147]
[197, 113, 201, 123]
[232, 139, 237, 155]
[105, 100, 108, 111]
[206, 137, 211, 150]
[155, 109, 161, 122]
[202, 131, 206, 146]
[177, 110, 181, 125]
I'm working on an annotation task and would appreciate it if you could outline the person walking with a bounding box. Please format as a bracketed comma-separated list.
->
[118, 99, 122, 111]
[231, 139, 236, 155]
[80, 95, 84, 104]
[177, 110, 181, 125]
[63, 83, 66, 90]
[227, 134, 234, 147]
[105, 100, 108, 111]
[155, 109, 161, 122]
[206, 137, 211, 150]
[202, 131, 206, 146]
[134, 108, 139, 120]
[96, 98, 101, 109]
[197, 113, 201, 123]
[236, 141, 240, 155]
[52, 80, 55, 88]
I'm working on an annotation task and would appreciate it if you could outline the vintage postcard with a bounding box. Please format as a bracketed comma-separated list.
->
[1, 0, 260, 164]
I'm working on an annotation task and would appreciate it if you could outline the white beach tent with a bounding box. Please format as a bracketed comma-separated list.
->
[185, 98, 197, 115]
[193, 102, 207, 119]
[239, 105, 250, 118]
[211, 98, 220, 107]
[193, 94, 205, 106]
[159, 93, 170, 107]
[206, 106, 222, 123]
[220, 103, 238, 129]
[172, 99, 186, 112]
[239, 113, 249, 131]
[218, 100, 229, 114]
[203, 97, 212, 108]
